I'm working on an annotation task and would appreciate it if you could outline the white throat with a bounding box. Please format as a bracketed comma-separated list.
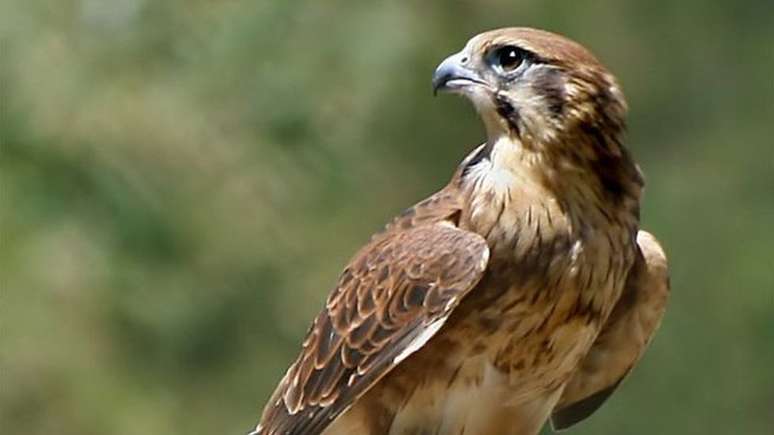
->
[464, 136, 546, 196]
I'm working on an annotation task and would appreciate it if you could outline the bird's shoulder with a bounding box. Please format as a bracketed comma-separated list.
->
[379, 144, 489, 236]
[380, 187, 466, 237]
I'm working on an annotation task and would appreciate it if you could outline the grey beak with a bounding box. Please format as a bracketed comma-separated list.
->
[432, 52, 483, 95]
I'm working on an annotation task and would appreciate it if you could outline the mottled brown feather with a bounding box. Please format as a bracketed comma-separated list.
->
[551, 231, 669, 430]
[254, 221, 489, 435]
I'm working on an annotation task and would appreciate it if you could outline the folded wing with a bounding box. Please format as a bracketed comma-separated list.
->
[254, 223, 489, 435]
[551, 230, 670, 430]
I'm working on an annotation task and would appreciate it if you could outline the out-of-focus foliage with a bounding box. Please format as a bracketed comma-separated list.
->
[1, 0, 772, 434]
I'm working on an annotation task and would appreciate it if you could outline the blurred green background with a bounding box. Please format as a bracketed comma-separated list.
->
[2, 1, 773, 434]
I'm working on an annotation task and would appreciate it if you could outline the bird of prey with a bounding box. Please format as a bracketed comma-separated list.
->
[252, 27, 669, 435]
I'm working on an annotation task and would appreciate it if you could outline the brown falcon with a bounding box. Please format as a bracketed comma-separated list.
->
[251, 27, 669, 435]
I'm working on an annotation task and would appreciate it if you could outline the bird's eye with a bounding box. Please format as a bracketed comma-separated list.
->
[492, 45, 527, 73]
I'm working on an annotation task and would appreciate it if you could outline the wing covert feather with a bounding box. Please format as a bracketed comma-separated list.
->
[253, 223, 489, 435]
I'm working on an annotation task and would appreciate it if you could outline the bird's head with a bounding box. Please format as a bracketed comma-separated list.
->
[433, 27, 643, 205]
[433, 27, 627, 152]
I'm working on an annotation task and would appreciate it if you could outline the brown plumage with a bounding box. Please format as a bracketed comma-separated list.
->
[252, 27, 669, 435]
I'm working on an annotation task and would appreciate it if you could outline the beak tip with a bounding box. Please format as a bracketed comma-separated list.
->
[431, 75, 443, 96]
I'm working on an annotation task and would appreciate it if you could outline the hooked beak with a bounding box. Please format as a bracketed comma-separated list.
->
[432, 52, 487, 96]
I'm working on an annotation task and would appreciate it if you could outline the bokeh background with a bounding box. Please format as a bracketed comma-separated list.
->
[2, 1, 773, 434]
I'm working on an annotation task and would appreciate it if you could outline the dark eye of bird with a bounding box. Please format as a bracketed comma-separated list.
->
[495, 46, 526, 72]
